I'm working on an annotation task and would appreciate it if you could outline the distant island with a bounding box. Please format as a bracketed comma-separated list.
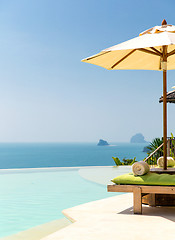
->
[143, 146, 150, 152]
[97, 139, 109, 146]
[130, 133, 147, 143]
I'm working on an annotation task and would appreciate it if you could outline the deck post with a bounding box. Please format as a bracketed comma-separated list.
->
[133, 187, 142, 214]
[149, 194, 156, 207]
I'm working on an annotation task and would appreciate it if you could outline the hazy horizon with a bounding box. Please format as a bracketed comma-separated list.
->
[0, 134, 151, 144]
[0, 0, 175, 143]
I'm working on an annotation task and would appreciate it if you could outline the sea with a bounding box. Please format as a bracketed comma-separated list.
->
[0, 142, 148, 169]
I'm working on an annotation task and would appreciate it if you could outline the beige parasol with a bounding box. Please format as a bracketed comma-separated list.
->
[82, 20, 175, 170]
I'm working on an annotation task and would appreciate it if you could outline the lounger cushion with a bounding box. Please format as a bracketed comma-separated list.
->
[112, 172, 175, 186]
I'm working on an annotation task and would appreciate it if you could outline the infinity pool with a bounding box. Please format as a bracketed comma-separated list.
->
[0, 166, 130, 238]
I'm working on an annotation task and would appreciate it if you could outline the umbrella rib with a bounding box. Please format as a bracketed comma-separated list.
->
[137, 48, 161, 56]
[167, 48, 175, 57]
[150, 47, 162, 56]
[111, 49, 136, 69]
[84, 51, 111, 61]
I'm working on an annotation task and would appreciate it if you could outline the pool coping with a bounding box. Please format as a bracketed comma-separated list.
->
[41, 193, 175, 240]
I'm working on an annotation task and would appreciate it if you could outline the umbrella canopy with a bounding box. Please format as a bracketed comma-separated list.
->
[82, 22, 175, 70]
[82, 19, 175, 170]
[159, 89, 175, 103]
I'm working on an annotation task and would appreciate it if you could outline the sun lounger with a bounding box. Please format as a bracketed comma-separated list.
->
[108, 184, 175, 214]
[108, 172, 175, 214]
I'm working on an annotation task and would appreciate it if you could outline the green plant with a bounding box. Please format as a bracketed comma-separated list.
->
[112, 157, 122, 166]
[169, 133, 175, 158]
[130, 157, 137, 165]
[146, 137, 163, 165]
[122, 157, 137, 165]
[147, 137, 163, 154]
[145, 133, 175, 165]
[112, 157, 137, 166]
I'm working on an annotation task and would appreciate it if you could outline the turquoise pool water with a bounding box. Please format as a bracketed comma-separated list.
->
[0, 167, 121, 238]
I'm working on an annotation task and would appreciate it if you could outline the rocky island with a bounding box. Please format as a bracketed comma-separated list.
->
[97, 139, 109, 146]
[143, 146, 150, 152]
[130, 133, 147, 143]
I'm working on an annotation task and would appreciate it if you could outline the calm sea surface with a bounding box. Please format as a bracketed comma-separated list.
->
[0, 142, 148, 169]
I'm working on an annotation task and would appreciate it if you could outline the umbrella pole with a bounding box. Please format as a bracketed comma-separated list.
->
[162, 46, 167, 170]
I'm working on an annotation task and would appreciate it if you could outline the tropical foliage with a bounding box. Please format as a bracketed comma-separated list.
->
[145, 133, 175, 165]
[146, 137, 163, 165]
[113, 133, 175, 166]
[112, 157, 137, 166]
[169, 133, 175, 158]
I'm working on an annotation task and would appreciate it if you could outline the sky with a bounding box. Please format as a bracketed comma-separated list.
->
[0, 0, 175, 142]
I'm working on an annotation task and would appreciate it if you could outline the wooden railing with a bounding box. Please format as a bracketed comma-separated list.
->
[144, 137, 175, 165]
[167, 137, 175, 157]
[144, 143, 164, 163]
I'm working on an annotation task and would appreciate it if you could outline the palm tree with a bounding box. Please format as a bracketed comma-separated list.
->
[146, 137, 163, 165]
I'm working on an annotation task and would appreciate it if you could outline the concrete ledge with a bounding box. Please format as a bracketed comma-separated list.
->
[41, 194, 175, 240]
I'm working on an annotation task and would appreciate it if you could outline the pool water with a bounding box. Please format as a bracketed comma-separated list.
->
[0, 167, 120, 238]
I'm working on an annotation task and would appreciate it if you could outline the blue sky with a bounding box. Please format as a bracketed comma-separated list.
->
[0, 0, 175, 142]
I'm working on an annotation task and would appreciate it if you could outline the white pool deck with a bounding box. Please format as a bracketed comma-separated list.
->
[40, 193, 175, 240]
[2, 166, 175, 240]
[41, 166, 175, 240]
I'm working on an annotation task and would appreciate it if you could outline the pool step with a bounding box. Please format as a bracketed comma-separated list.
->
[0, 218, 71, 240]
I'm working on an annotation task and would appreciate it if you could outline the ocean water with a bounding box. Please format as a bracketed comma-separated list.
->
[0, 142, 148, 169]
